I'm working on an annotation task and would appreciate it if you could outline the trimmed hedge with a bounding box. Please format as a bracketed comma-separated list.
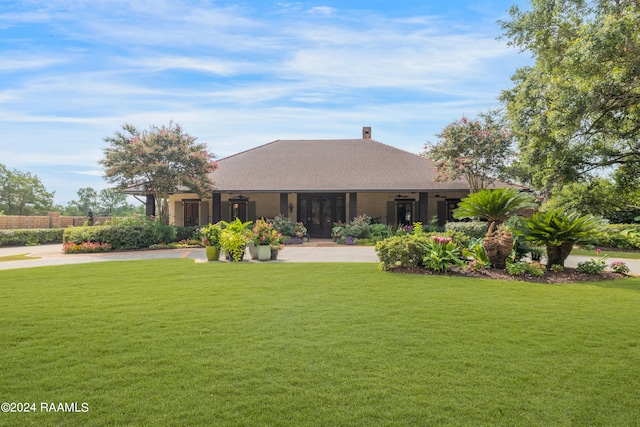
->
[63, 221, 177, 251]
[0, 228, 65, 247]
[445, 221, 488, 240]
[589, 224, 640, 250]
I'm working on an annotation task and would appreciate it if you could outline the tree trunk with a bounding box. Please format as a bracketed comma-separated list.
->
[546, 242, 574, 270]
[483, 221, 513, 269]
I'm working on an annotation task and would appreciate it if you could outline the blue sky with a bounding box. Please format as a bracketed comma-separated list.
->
[0, 0, 530, 205]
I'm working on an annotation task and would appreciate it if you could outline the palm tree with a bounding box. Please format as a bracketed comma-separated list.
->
[517, 209, 604, 270]
[454, 188, 537, 269]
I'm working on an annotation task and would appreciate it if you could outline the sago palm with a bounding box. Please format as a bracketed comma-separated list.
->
[454, 188, 537, 269]
[517, 209, 604, 270]
[453, 188, 537, 229]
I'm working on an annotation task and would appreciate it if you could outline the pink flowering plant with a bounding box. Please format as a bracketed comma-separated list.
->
[420, 235, 465, 272]
[610, 261, 630, 274]
[63, 241, 112, 254]
[252, 219, 283, 247]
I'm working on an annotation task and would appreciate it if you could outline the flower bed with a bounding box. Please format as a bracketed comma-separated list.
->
[63, 241, 112, 254]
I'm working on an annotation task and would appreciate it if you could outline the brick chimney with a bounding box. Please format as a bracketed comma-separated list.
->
[362, 126, 371, 139]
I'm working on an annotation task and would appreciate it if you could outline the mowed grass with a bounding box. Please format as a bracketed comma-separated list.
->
[1, 261, 640, 426]
[571, 248, 640, 259]
[0, 254, 40, 262]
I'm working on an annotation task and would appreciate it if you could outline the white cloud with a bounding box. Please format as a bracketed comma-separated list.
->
[308, 6, 336, 16]
[0, 55, 66, 71]
[119, 56, 252, 76]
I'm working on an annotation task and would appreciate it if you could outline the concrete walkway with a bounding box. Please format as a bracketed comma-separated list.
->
[1, 242, 640, 275]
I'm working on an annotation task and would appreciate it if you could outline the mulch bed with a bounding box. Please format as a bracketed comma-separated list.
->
[391, 266, 627, 284]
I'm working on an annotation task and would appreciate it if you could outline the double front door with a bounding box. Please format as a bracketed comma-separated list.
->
[298, 194, 345, 238]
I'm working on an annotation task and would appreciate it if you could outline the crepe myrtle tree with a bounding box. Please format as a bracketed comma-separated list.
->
[423, 110, 515, 193]
[100, 122, 217, 224]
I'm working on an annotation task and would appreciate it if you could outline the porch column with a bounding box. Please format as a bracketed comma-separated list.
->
[212, 192, 222, 223]
[419, 192, 428, 223]
[145, 194, 155, 217]
[349, 193, 357, 221]
[280, 193, 289, 217]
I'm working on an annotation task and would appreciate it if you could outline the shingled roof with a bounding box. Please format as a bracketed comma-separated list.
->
[209, 138, 470, 193]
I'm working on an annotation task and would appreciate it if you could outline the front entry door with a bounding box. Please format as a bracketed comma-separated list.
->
[298, 194, 345, 238]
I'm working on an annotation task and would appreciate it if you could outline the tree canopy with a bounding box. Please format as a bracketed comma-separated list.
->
[0, 163, 54, 215]
[60, 187, 142, 217]
[423, 111, 515, 193]
[500, 0, 640, 191]
[100, 122, 217, 224]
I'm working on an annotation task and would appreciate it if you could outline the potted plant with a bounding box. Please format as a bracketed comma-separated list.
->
[270, 230, 285, 260]
[201, 222, 222, 261]
[252, 219, 273, 261]
[252, 219, 283, 261]
[219, 218, 253, 262]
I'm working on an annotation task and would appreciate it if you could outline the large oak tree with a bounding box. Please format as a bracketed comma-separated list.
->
[100, 122, 217, 224]
[500, 0, 640, 192]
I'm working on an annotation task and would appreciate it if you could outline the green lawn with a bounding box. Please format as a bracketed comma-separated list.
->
[1, 260, 640, 426]
[571, 248, 640, 259]
[0, 254, 40, 262]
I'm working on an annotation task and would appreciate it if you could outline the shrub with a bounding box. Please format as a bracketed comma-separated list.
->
[506, 261, 545, 277]
[576, 256, 608, 274]
[369, 223, 394, 241]
[269, 214, 296, 237]
[525, 261, 546, 277]
[506, 261, 528, 276]
[175, 226, 201, 242]
[343, 214, 373, 239]
[375, 234, 432, 271]
[589, 224, 640, 250]
[0, 228, 65, 247]
[445, 221, 488, 240]
[550, 264, 564, 273]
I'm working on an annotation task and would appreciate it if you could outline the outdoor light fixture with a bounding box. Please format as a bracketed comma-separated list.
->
[288, 203, 294, 213]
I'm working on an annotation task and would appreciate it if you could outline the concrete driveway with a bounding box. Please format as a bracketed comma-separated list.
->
[1, 242, 640, 275]
[0, 242, 380, 271]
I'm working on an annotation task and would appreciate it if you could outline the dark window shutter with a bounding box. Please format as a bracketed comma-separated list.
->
[386, 201, 395, 226]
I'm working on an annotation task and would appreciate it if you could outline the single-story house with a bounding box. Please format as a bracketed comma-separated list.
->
[166, 127, 484, 238]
